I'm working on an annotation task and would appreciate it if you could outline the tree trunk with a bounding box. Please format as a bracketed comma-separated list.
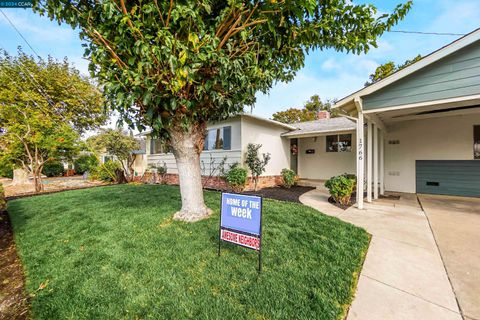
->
[170, 122, 212, 222]
[33, 166, 44, 193]
[12, 168, 32, 186]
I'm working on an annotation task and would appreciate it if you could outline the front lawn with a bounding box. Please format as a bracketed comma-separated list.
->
[8, 185, 369, 319]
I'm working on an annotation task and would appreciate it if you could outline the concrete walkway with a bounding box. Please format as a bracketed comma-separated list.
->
[300, 188, 462, 320]
[418, 194, 480, 320]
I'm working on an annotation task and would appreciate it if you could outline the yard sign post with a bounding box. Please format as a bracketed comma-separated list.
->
[218, 192, 263, 272]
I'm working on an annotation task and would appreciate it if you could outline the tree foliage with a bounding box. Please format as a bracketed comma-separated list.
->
[272, 94, 338, 124]
[87, 129, 140, 180]
[35, 0, 411, 136]
[365, 54, 422, 86]
[0, 51, 106, 191]
[34, 0, 411, 217]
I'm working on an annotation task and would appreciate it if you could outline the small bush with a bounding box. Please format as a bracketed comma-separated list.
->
[43, 161, 65, 177]
[281, 168, 296, 188]
[91, 161, 122, 182]
[225, 165, 248, 193]
[324, 174, 356, 206]
[0, 159, 14, 179]
[0, 183, 6, 211]
[74, 154, 99, 174]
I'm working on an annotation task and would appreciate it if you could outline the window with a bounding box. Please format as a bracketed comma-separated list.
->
[204, 126, 231, 150]
[475, 125, 480, 160]
[150, 139, 171, 154]
[326, 134, 352, 152]
[103, 155, 114, 163]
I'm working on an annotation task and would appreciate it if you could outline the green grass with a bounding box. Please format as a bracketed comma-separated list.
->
[8, 184, 369, 320]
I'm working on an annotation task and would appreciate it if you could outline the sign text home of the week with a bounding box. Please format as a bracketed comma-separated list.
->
[219, 193, 262, 251]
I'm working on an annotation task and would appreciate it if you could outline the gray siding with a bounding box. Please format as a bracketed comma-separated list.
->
[416, 160, 480, 197]
[363, 40, 480, 110]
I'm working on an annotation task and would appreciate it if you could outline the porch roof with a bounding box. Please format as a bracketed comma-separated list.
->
[281, 117, 356, 138]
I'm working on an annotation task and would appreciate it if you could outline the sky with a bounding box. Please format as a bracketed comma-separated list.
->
[1, 0, 480, 124]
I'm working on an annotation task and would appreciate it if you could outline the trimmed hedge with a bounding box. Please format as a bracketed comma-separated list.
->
[43, 161, 65, 177]
[74, 154, 99, 174]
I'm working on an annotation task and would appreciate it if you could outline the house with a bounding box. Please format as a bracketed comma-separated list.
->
[331, 28, 480, 208]
[137, 114, 295, 189]
[136, 28, 480, 199]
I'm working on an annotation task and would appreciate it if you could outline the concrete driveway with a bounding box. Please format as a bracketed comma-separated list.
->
[300, 189, 463, 320]
[418, 194, 480, 320]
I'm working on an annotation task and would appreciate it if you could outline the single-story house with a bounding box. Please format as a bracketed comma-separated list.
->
[137, 114, 295, 189]
[136, 28, 480, 200]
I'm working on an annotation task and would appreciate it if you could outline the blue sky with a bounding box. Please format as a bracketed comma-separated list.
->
[1, 0, 480, 122]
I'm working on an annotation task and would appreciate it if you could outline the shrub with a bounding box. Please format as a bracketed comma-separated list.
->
[74, 154, 99, 174]
[42, 161, 65, 177]
[0, 183, 6, 211]
[281, 168, 296, 188]
[0, 159, 14, 179]
[324, 174, 356, 206]
[91, 161, 122, 182]
[244, 143, 271, 191]
[225, 165, 248, 193]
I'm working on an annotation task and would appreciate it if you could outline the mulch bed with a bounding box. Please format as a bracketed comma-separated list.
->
[243, 186, 315, 203]
[0, 210, 29, 320]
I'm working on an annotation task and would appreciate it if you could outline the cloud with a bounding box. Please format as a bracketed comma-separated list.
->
[0, 10, 75, 44]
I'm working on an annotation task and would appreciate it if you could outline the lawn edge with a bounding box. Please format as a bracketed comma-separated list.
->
[340, 232, 372, 320]
[0, 209, 30, 319]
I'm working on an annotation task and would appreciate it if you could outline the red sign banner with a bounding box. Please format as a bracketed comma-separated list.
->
[220, 229, 260, 251]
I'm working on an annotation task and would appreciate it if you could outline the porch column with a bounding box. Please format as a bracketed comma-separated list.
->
[379, 129, 385, 195]
[356, 110, 365, 210]
[373, 124, 379, 200]
[366, 121, 373, 203]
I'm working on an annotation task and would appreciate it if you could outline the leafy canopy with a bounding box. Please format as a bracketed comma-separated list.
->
[272, 94, 337, 124]
[35, 0, 412, 137]
[365, 54, 422, 86]
[87, 128, 140, 163]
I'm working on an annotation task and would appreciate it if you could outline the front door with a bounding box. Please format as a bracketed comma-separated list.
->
[290, 138, 298, 174]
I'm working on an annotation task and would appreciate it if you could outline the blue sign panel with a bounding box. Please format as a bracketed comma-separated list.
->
[220, 193, 262, 236]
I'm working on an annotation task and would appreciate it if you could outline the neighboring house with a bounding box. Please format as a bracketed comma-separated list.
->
[100, 138, 147, 177]
[331, 28, 480, 208]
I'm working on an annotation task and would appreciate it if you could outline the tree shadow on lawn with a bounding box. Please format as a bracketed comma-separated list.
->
[7, 184, 370, 320]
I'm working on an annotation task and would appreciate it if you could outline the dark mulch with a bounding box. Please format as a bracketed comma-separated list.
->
[243, 186, 315, 203]
[0, 210, 29, 320]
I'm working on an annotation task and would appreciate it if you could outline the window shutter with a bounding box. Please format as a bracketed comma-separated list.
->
[204, 131, 209, 150]
[150, 138, 155, 154]
[223, 126, 231, 150]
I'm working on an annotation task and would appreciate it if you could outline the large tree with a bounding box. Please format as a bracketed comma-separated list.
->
[0, 106, 80, 191]
[273, 95, 337, 124]
[365, 54, 422, 86]
[35, 0, 411, 221]
[0, 51, 106, 191]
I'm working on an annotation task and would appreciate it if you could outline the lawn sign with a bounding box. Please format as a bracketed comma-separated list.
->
[219, 192, 263, 272]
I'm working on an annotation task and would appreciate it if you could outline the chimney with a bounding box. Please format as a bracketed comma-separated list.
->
[317, 110, 330, 120]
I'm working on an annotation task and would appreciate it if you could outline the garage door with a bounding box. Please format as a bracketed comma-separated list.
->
[416, 160, 480, 197]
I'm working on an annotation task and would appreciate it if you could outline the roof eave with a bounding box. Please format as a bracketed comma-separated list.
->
[333, 28, 480, 110]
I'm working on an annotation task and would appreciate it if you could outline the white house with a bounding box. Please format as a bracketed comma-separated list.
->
[136, 28, 480, 199]
[137, 114, 295, 187]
